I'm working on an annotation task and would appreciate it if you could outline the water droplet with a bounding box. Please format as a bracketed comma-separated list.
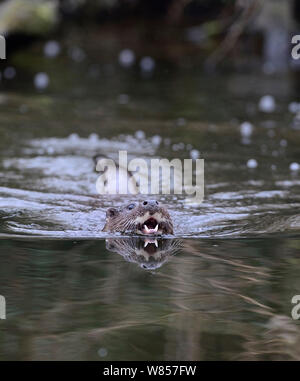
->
[267, 129, 275, 138]
[69, 46, 86, 62]
[119, 49, 135, 68]
[97, 348, 108, 358]
[151, 135, 162, 145]
[288, 102, 300, 114]
[135, 130, 145, 139]
[290, 162, 300, 171]
[240, 121, 253, 137]
[247, 159, 258, 169]
[34, 72, 49, 90]
[280, 139, 287, 147]
[190, 149, 200, 160]
[259, 95, 276, 113]
[44, 40, 61, 58]
[292, 112, 300, 130]
[4, 66, 16, 79]
[140, 56, 155, 73]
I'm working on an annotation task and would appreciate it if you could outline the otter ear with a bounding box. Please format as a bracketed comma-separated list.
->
[106, 207, 119, 218]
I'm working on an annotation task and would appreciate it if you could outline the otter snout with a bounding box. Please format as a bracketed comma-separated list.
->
[141, 200, 160, 214]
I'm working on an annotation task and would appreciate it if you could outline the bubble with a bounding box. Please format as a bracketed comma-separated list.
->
[119, 49, 135, 68]
[140, 57, 155, 73]
[151, 135, 162, 145]
[4, 66, 16, 79]
[290, 162, 300, 171]
[69, 46, 86, 62]
[44, 40, 61, 58]
[259, 95, 276, 113]
[247, 159, 258, 169]
[97, 348, 108, 358]
[34, 72, 49, 90]
[271, 164, 277, 171]
[164, 138, 171, 146]
[118, 94, 129, 105]
[240, 121, 253, 137]
[135, 130, 145, 139]
[190, 149, 200, 160]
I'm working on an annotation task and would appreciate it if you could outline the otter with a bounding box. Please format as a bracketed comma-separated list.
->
[102, 200, 174, 235]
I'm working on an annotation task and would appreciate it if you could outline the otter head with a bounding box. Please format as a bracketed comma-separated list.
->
[102, 200, 174, 235]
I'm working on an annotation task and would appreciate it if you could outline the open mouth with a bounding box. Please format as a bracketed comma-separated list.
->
[143, 238, 159, 254]
[140, 217, 160, 235]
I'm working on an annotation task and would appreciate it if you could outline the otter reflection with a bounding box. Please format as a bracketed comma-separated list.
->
[106, 237, 182, 270]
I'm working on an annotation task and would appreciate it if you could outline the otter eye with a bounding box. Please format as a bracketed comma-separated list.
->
[127, 203, 135, 210]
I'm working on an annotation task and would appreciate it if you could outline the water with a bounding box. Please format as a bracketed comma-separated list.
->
[0, 28, 300, 360]
[1, 237, 300, 360]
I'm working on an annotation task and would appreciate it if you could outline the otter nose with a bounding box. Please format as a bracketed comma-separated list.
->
[142, 200, 159, 208]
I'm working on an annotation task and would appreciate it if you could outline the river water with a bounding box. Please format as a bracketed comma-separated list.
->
[0, 30, 300, 360]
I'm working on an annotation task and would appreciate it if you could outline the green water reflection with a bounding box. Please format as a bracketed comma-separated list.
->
[1, 237, 300, 360]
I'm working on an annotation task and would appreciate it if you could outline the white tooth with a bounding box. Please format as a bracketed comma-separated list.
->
[144, 240, 149, 248]
[154, 224, 158, 232]
[154, 239, 158, 247]
[144, 224, 150, 233]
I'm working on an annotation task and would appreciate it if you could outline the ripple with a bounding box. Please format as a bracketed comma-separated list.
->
[0, 134, 300, 238]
